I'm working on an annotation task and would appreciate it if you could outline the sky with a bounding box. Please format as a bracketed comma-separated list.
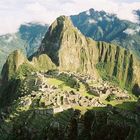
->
[0, 0, 140, 35]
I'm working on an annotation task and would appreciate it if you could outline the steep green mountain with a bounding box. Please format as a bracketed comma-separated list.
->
[0, 33, 26, 74]
[0, 15, 140, 140]
[1, 50, 26, 84]
[38, 16, 99, 77]
[38, 16, 140, 90]
[0, 22, 48, 72]
[71, 8, 140, 58]
[0, 50, 56, 109]
[1, 50, 56, 85]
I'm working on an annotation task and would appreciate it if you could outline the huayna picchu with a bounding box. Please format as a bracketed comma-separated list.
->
[0, 15, 140, 140]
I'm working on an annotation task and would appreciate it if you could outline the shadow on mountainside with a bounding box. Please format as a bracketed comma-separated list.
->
[132, 84, 140, 97]
[115, 101, 137, 110]
[0, 79, 22, 108]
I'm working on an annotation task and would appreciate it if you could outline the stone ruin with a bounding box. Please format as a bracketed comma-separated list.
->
[27, 81, 105, 114]
[19, 72, 131, 115]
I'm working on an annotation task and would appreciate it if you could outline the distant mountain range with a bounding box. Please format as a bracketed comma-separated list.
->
[71, 8, 140, 58]
[0, 22, 48, 72]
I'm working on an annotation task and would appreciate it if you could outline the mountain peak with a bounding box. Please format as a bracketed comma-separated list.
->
[45, 15, 75, 38]
[50, 15, 73, 32]
[1, 50, 26, 83]
[37, 15, 81, 65]
[37, 15, 140, 89]
[56, 15, 71, 23]
[38, 14, 100, 76]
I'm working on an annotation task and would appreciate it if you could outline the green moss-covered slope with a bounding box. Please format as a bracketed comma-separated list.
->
[1, 50, 26, 84]
[31, 54, 56, 71]
[71, 9, 140, 59]
[96, 41, 140, 89]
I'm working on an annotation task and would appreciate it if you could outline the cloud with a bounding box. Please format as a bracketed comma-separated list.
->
[116, 2, 140, 22]
[112, 0, 140, 3]
[0, 0, 140, 35]
[58, 0, 74, 4]
[25, 2, 47, 13]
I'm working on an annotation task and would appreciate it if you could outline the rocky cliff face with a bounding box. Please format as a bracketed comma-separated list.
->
[96, 42, 140, 88]
[38, 16, 140, 89]
[1, 50, 26, 84]
[38, 16, 99, 77]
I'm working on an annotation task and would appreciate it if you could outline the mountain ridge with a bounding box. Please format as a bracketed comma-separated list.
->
[71, 8, 140, 58]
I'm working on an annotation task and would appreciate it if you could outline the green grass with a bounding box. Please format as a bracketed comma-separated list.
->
[105, 94, 117, 102]
[46, 78, 64, 86]
[73, 106, 105, 111]
[102, 99, 137, 110]
[115, 101, 137, 110]
[79, 82, 95, 97]
[45, 77, 95, 98]
[46, 78, 74, 91]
